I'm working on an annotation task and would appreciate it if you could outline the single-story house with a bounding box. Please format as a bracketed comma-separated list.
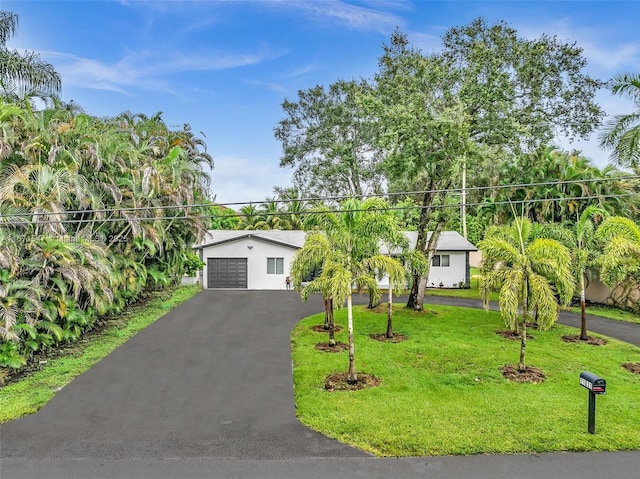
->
[193, 230, 477, 290]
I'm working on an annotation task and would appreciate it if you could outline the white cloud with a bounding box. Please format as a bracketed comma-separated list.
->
[274, 0, 404, 33]
[39, 45, 286, 94]
[517, 17, 640, 74]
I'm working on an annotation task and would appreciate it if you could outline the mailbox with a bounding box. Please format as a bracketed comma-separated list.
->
[580, 371, 606, 394]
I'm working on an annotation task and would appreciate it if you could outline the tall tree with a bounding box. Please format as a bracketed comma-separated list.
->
[599, 73, 640, 169]
[479, 218, 574, 372]
[367, 21, 602, 310]
[365, 32, 470, 310]
[0, 11, 61, 99]
[275, 79, 384, 198]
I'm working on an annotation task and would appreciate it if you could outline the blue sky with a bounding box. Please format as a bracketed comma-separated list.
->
[4, 1, 639, 204]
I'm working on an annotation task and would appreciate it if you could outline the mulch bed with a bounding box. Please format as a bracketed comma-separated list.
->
[314, 342, 348, 353]
[324, 372, 381, 391]
[561, 335, 608, 346]
[311, 324, 343, 333]
[500, 365, 546, 384]
[496, 330, 534, 341]
[369, 333, 409, 343]
[622, 363, 640, 375]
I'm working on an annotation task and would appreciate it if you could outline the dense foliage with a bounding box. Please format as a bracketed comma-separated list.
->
[0, 100, 212, 369]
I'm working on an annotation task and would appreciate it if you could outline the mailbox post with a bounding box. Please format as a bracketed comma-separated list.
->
[579, 371, 606, 434]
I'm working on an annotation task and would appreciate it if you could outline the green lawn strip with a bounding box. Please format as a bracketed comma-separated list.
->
[0, 285, 201, 423]
[567, 305, 640, 325]
[291, 304, 640, 456]
[427, 269, 640, 324]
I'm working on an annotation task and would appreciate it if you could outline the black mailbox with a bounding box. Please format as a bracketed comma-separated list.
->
[580, 371, 606, 394]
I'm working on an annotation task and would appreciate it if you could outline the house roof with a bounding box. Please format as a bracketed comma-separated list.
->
[194, 230, 308, 250]
[195, 230, 477, 252]
[404, 231, 478, 252]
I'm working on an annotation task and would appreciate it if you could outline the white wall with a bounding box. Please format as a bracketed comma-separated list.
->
[201, 237, 297, 290]
[377, 251, 469, 289]
[427, 251, 468, 288]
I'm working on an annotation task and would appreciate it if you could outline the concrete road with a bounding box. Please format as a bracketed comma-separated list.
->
[1, 290, 639, 479]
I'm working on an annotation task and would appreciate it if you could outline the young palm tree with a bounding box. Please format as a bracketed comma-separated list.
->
[296, 198, 406, 383]
[596, 216, 640, 303]
[538, 206, 609, 340]
[290, 232, 337, 345]
[479, 217, 574, 372]
[599, 73, 640, 169]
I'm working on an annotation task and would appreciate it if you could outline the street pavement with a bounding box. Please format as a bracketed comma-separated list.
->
[1, 290, 639, 479]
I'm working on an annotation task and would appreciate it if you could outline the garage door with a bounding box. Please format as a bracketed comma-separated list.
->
[207, 258, 248, 288]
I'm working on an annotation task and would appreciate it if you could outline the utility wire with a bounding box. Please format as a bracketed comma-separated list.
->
[0, 174, 638, 219]
[0, 192, 636, 227]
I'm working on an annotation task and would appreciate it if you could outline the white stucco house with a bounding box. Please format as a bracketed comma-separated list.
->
[194, 230, 477, 290]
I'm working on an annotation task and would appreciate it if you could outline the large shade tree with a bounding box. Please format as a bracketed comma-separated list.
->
[364, 20, 603, 310]
[275, 80, 384, 199]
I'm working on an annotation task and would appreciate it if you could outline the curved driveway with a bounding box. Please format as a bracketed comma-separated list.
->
[2, 290, 639, 479]
[0, 291, 367, 460]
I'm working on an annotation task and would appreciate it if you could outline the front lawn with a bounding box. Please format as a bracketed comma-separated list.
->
[291, 304, 640, 456]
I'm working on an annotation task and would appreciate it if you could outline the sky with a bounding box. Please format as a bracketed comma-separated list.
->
[3, 0, 639, 204]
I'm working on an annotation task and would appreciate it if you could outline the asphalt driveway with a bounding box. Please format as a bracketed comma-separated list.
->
[2, 290, 639, 479]
[0, 290, 367, 460]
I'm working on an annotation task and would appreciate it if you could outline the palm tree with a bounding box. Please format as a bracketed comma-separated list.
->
[596, 217, 640, 310]
[237, 204, 268, 230]
[0, 11, 61, 99]
[599, 73, 640, 168]
[295, 198, 406, 383]
[537, 206, 608, 340]
[571, 207, 608, 340]
[479, 217, 574, 372]
[290, 232, 337, 345]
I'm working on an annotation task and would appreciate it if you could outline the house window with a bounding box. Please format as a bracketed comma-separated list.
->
[432, 254, 450, 267]
[267, 257, 284, 274]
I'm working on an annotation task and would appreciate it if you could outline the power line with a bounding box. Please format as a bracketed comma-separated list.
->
[0, 174, 638, 219]
[0, 192, 636, 227]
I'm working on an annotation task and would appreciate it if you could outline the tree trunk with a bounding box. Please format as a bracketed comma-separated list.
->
[323, 297, 330, 330]
[580, 274, 588, 341]
[328, 298, 336, 346]
[347, 293, 357, 383]
[407, 188, 435, 310]
[407, 185, 450, 310]
[386, 285, 393, 338]
[367, 289, 380, 309]
[518, 319, 527, 372]
[519, 277, 529, 372]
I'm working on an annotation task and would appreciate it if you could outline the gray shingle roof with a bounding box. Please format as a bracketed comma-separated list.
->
[195, 230, 477, 252]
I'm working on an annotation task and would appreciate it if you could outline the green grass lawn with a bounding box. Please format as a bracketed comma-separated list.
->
[568, 305, 640, 325]
[291, 304, 640, 456]
[427, 267, 640, 324]
[0, 285, 201, 423]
